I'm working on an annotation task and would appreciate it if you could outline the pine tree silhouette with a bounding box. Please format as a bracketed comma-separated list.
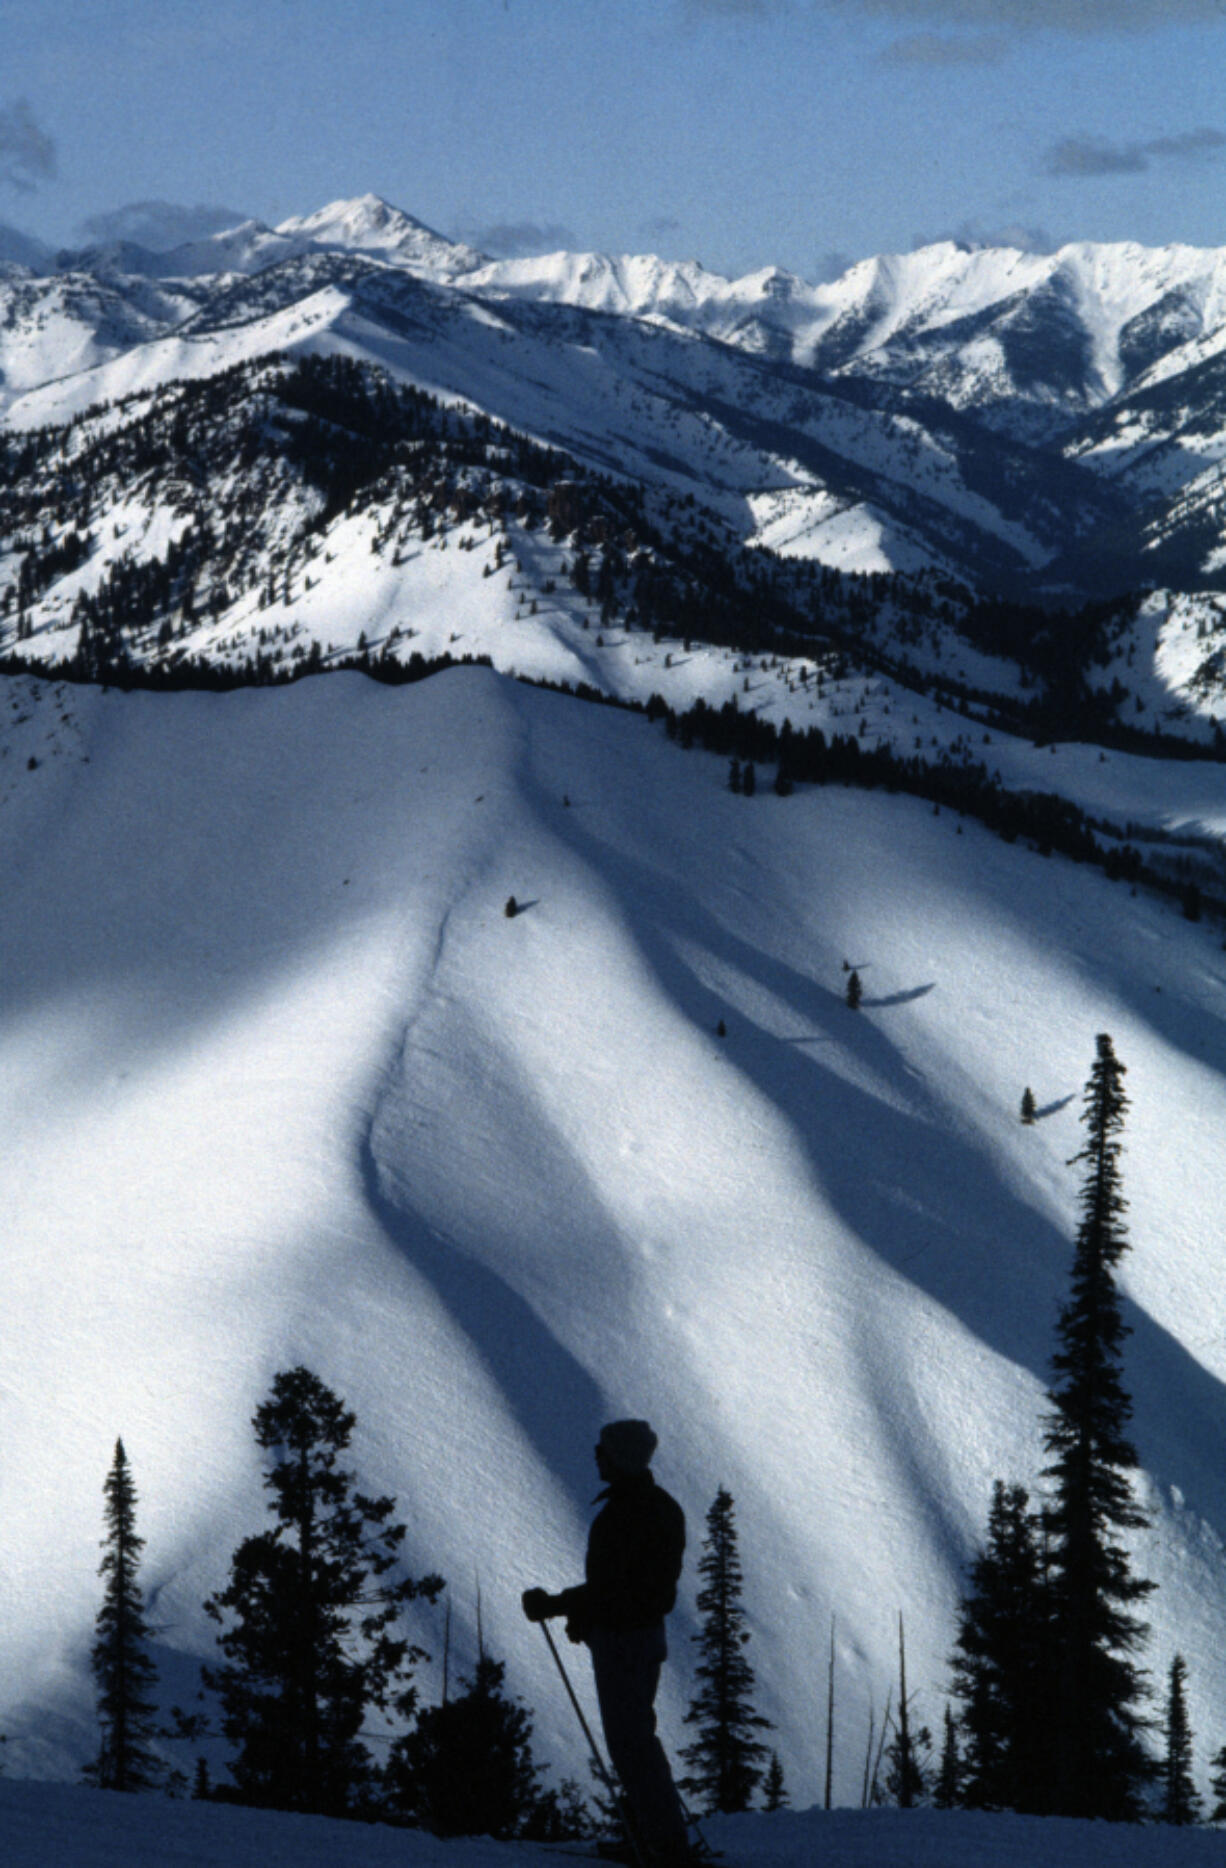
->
[846, 970, 862, 1011]
[204, 1367, 443, 1816]
[762, 1750, 788, 1810]
[387, 1650, 576, 1838]
[933, 1706, 962, 1809]
[85, 1439, 162, 1791]
[1209, 1739, 1226, 1820]
[950, 1480, 1054, 1813]
[1043, 1034, 1154, 1820]
[1160, 1654, 1201, 1824]
[1020, 1087, 1037, 1125]
[679, 1488, 772, 1813]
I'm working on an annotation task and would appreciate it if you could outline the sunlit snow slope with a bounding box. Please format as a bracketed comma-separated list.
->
[5, 665, 1226, 1803]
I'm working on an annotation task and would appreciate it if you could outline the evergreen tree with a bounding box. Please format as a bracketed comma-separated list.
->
[387, 1651, 576, 1839]
[1161, 1654, 1201, 1824]
[1043, 1034, 1154, 1820]
[1020, 1087, 1037, 1125]
[846, 970, 862, 1011]
[1208, 1739, 1226, 1821]
[679, 1488, 772, 1813]
[950, 1481, 1053, 1812]
[204, 1367, 443, 1817]
[85, 1439, 162, 1792]
[933, 1705, 962, 1809]
[762, 1750, 788, 1810]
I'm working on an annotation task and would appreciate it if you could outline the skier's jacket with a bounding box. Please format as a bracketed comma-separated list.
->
[557, 1470, 686, 1637]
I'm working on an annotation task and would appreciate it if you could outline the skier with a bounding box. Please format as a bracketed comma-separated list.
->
[523, 1419, 691, 1866]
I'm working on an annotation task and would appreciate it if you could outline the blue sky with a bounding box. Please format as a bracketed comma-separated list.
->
[5, 0, 1226, 276]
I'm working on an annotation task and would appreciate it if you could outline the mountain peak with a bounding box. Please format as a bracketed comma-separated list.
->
[274, 194, 486, 276]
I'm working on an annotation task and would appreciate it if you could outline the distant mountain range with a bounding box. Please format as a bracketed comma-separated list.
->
[6, 194, 1226, 730]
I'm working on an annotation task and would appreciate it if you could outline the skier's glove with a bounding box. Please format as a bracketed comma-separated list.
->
[522, 1587, 555, 1623]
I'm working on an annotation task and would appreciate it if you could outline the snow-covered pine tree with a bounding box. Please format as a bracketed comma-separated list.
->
[1160, 1654, 1201, 1824]
[680, 1487, 772, 1813]
[1042, 1034, 1154, 1821]
[203, 1366, 443, 1818]
[85, 1438, 162, 1792]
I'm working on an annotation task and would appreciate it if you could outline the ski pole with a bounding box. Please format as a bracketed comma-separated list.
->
[538, 1620, 648, 1868]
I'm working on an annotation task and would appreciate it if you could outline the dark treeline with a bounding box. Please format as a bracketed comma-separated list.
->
[2, 633, 1216, 928]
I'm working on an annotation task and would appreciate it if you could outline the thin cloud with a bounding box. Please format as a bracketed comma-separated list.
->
[813, 249, 855, 282]
[684, 0, 1226, 26]
[1045, 127, 1226, 176]
[682, 0, 795, 17]
[464, 220, 579, 258]
[0, 99, 56, 195]
[1145, 127, 1226, 159]
[912, 219, 1056, 252]
[880, 30, 1007, 62]
[639, 214, 684, 242]
[77, 201, 249, 251]
[840, 0, 1223, 26]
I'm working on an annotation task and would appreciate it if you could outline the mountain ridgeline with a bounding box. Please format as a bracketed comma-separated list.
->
[6, 196, 1226, 750]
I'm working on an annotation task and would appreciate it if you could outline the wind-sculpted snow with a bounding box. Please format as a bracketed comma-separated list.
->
[6, 666, 1226, 1805]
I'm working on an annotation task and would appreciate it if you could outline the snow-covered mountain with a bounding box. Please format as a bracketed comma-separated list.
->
[9, 192, 1226, 1813]
[13, 196, 1226, 607]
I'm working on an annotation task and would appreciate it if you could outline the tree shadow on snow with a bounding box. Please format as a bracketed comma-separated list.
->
[863, 983, 935, 1009]
[357, 1119, 610, 1511]
[544, 780, 1226, 1551]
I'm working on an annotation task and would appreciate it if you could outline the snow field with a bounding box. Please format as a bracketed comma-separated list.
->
[5, 665, 1226, 1808]
[9, 1777, 1226, 1868]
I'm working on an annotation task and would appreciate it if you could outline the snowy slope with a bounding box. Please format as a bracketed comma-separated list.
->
[6, 666, 1226, 1807]
[6, 1779, 1226, 1868]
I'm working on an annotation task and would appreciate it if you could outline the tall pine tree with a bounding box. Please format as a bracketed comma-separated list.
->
[1161, 1654, 1201, 1825]
[204, 1367, 443, 1817]
[679, 1488, 772, 1813]
[1043, 1034, 1153, 1820]
[85, 1439, 162, 1791]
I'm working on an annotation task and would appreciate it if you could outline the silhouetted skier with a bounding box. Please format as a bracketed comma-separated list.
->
[524, 1420, 690, 1865]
